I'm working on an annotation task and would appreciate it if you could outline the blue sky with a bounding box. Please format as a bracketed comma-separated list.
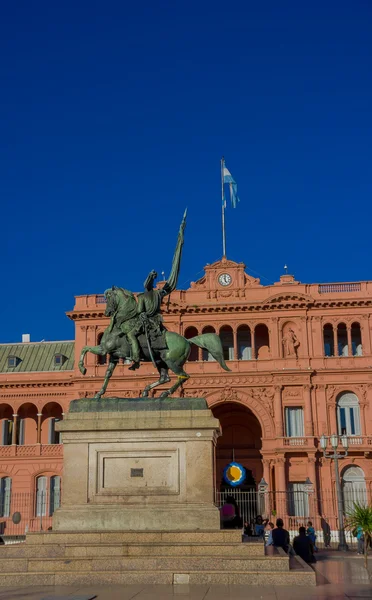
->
[1, 1, 372, 342]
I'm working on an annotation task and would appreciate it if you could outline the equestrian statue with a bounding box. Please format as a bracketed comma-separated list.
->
[78, 210, 230, 399]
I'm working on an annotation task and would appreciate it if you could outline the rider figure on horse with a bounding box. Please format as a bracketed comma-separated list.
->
[125, 270, 167, 370]
[125, 210, 187, 371]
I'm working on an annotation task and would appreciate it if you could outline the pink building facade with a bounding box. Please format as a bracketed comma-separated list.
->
[1, 257, 372, 531]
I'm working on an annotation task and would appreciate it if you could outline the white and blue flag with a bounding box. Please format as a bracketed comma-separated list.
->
[223, 165, 240, 208]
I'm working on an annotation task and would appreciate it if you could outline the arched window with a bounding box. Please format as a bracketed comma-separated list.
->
[342, 466, 367, 513]
[50, 475, 61, 515]
[36, 476, 47, 517]
[254, 324, 270, 359]
[237, 325, 252, 360]
[97, 333, 107, 365]
[219, 326, 234, 361]
[184, 327, 199, 361]
[0, 477, 11, 517]
[337, 323, 348, 357]
[337, 392, 361, 436]
[202, 326, 216, 361]
[41, 402, 63, 445]
[17, 403, 38, 445]
[351, 323, 362, 356]
[323, 324, 334, 357]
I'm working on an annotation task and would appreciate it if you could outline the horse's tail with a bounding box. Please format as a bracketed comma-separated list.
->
[188, 333, 231, 371]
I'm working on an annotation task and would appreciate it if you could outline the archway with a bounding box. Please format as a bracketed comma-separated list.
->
[212, 402, 263, 526]
[212, 402, 263, 490]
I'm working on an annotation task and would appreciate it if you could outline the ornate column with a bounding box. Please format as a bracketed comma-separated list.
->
[275, 457, 286, 492]
[233, 327, 238, 361]
[37, 413, 42, 444]
[347, 326, 352, 357]
[274, 385, 283, 437]
[326, 387, 338, 435]
[308, 456, 317, 491]
[11, 413, 18, 445]
[251, 325, 256, 360]
[333, 325, 338, 357]
[270, 317, 279, 358]
[262, 458, 271, 490]
[304, 384, 314, 436]
[301, 317, 309, 357]
[362, 315, 371, 355]
[315, 385, 327, 435]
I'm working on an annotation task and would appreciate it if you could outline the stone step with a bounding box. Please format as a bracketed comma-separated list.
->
[26, 530, 243, 545]
[0, 567, 316, 587]
[1, 541, 264, 558]
[0, 555, 289, 574]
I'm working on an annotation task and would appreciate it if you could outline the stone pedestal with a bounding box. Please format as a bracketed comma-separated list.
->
[53, 397, 221, 531]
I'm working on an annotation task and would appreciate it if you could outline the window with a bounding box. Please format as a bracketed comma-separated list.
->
[17, 419, 25, 446]
[288, 482, 309, 517]
[337, 323, 348, 357]
[342, 466, 367, 514]
[285, 407, 304, 437]
[7, 356, 17, 368]
[36, 476, 47, 517]
[48, 418, 61, 444]
[0, 477, 11, 517]
[323, 324, 334, 357]
[54, 354, 65, 366]
[351, 323, 362, 356]
[50, 476, 61, 515]
[1, 420, 12, 446]
[219, 326, 234, 361]
[254, 324, 270, 359]
[237, 325, 252, 360]
[337, 392, 361, 436]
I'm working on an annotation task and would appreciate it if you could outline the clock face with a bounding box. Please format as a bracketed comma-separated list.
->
[218, 273, 232, 287]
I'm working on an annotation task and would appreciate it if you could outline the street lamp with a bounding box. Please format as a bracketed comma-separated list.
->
[320, 433, 349, 551]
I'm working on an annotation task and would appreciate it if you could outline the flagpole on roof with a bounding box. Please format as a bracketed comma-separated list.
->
[221, 156, 226, 257]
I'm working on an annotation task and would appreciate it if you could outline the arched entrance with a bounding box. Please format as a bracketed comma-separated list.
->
[212, 402, 263, 525]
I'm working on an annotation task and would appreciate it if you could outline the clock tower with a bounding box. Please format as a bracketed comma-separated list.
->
[189, 256, 261, 300]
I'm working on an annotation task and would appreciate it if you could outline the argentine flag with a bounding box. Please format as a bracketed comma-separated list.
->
[223, 165, 240, 208]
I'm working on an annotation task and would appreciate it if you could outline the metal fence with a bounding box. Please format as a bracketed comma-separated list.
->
[0, 491, 60, 537]
[215, 488, 369, 549]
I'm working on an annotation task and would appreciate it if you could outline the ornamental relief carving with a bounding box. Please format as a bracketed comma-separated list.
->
[246, 387, 275, 418]
[217, 386, 240, 403]
[191, 376, 272, 386]
[282, 386, 302, 398]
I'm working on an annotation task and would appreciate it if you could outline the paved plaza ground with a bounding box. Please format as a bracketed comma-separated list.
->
[0, 553, 371, 600]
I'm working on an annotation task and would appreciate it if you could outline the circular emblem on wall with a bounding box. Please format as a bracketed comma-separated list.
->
[12, 512, 21, 525]
[223, 462, 246, 487]
[218, 273, 232, 287]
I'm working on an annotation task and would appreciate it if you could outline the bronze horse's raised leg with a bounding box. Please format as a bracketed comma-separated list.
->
[95, 357, 118, 399]
[78, 344, 106, 375]
[141, 366, 170, 397]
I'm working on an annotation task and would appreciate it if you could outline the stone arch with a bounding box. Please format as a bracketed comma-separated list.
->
[206, 388, 275, 439]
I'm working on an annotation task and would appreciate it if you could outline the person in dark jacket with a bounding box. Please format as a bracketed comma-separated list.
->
[272, 518, 290, 552]
[293, 527, 316, 563]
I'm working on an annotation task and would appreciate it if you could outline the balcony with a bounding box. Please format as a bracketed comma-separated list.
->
[0, 444, 63, 458]
[279, 437, 316, 449]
